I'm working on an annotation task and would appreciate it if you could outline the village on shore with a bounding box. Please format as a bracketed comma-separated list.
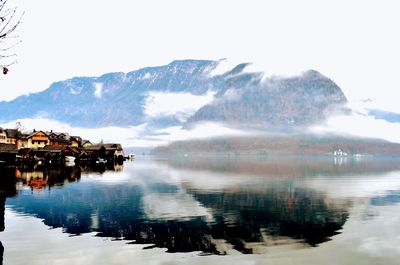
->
[0, 127, 129, 166]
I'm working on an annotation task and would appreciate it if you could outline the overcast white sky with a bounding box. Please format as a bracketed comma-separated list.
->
[0, 0, 398, 113]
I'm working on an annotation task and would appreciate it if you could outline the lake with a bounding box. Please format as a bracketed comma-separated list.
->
[1, 155, 400, 265]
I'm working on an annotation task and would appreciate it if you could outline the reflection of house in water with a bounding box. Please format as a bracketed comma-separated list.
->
[15, 166, 82, 191]
[18, 172, 47, 190]
[10, 163, 122, 192]
[333, 156, 348, 166]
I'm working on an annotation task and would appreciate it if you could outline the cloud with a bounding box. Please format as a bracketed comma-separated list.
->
[143, 90, 215, 122]
[145, 122, 248, 144]
[309, 112, 400, 143]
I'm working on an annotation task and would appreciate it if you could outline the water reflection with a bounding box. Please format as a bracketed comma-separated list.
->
[0, 158, 358, 255]
[371, 191, 400, 206]
[163, 156, 400, 177]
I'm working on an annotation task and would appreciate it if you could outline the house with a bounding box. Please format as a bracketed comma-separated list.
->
[18, 148, 36, 163]
[0, 127, 125, 165]
[0, 128, 7, 144]
[35, 145, 64, 162]
[84, 144, 124, 161]
[83, 145, 107, 158]
[70, 136, 82, 147]
[36, 145, 81, 163]
[5, 129, 20, 145]
[61, 146, 81, 158]
[21, 130, 50, 149]
[48, 132, 70, 147]
[103, 144, 124, 161]
[82, 140, 92, 148]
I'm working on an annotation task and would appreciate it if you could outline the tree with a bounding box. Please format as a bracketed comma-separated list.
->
[0, 0, 23, 75]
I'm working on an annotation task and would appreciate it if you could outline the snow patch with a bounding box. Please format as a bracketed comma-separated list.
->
[69, 86, 82, 95]
[94, 83, 103, 98]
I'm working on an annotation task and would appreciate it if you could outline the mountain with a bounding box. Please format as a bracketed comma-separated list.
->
[187, 69, 348, 130]
[0, 60, 221, 127]
[152, 134, 400, 156]
[0, 60, 348, 130]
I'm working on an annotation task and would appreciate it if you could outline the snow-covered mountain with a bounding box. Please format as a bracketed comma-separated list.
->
[0, 60, 348, 130]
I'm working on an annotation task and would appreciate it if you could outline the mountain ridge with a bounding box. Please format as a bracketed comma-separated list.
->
[0, 59, 348, 131]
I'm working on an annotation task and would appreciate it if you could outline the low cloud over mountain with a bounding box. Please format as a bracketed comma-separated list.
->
[1, 59, 399, 148]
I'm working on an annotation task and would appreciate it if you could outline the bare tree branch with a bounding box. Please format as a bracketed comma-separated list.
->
[0, 0, 23, 75]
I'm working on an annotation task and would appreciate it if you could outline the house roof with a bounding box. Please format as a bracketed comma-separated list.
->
[70, 136, 82, 142]
[47, 131, 70, 140]
[103, 144, 123, 151]
[26, 130, 48, 138]
[41, 146, 65, 151]
[0, 143, 18, 153]
[50, 138, 70, 144]
[5, 129, 20, 138]
[83, 144, 123, 151]
[63, 146, 80, 154]
[83, 145, 106, 151]
[18, 148, 34, 155]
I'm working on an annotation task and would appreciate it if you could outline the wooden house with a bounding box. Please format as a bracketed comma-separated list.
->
[5, 129, 20, 145]
[48, 132, 70, 147]
[84, 144, 124, 162]
[82, 140, 92, 148]
[70, 136, 82, 147]
[18, 148, 36, 163]
[83, 145, 107, 158]
[61, 146, 81, 158]
[35, 146, 64, 162]
[104, 144, 125, 161]
[21, 130, 49, 149]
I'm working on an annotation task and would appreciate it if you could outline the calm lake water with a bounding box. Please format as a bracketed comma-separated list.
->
[1, 156, 400, 265]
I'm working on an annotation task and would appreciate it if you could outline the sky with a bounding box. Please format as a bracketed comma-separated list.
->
[0, 0, 399, 112]
[1, 0, 400, 147]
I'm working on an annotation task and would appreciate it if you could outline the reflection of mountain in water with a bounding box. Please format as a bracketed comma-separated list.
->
[194, 189, 347, 250]
[2, 161, 349, 255]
